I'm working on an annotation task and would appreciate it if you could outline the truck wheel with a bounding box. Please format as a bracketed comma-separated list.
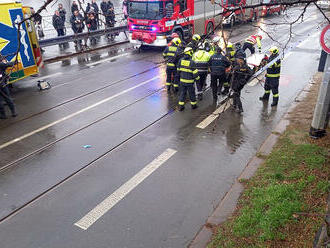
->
[230, 16, 235, 28]
[206, 22, 214, 35]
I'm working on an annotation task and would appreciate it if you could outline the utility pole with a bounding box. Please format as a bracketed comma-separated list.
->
[310, 25, 330, 138]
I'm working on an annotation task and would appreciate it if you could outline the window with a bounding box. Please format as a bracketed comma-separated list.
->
[179, 0, 187, 12]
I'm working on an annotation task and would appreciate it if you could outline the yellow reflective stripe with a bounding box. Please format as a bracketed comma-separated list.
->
[179, 101, 185, 105]
[266, 73, 280, 77]
[181, 60, 190, 66]
[265, 90, 271, 93]
[173, 84, 179, 87]
[191, 101, 197, 105]
[180, 78, 194, 83]
[165, 83, 171, 86]
[223, 82, 229, 86]
[179, 68, 193, 73]
[192, 69, 198, 74]
[275, 62, 281, 67]
[256, 37, 261, 49]
[169, 46, 177, 52]
[196, 76, 200, 80]
[167, 52, 175, 56]
[167, 63, 175, 66]
[273, 94, 279, 97]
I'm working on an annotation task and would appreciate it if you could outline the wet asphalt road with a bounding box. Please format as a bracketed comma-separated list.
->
[0, 6, 325, 248]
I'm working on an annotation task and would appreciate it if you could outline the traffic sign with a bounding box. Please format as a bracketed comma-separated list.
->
[320, 24, 330, 54]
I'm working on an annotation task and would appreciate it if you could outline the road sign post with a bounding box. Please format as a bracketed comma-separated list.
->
[309, 25, 330, 138]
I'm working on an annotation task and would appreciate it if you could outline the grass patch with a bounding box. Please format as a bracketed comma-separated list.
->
[208, 132, 329, 248]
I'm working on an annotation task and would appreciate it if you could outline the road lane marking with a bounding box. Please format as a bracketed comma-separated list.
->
[0, 76, 160, 150]
[196, 99, 233, 129]
[74, 148, 177, 230]
[35, 72, 63, 81]
[88, 52, 130, 67]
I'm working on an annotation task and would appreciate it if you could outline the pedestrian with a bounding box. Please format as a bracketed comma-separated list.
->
[71, 1, 79, 14]
[105, 6, 117, 40]
[177, 47, 200, 111]
[0, 55, 17, 119]
[70, 10, 85, 47]
[31, 8, 44, 39]
[101, 0, 113, 14]
[231, 52, 254, 113]
[242, 34, 262, 55]
[58, 3, 67, 23]
[52, 10, 65, 37]
[259, 46, 281, 107]
[123, 0, 128, 19]
[86, 11, 98, 45]
[162, 37, 182, 92]
[208, 46, 231, 102]
[192, 41, 211, 100]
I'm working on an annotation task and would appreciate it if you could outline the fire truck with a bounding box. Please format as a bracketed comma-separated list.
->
[260, 0, 282, 17]
[127, 0, 263, 46]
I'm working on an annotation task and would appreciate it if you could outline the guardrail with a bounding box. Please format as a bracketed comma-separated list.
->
[39, 25, 128, 47]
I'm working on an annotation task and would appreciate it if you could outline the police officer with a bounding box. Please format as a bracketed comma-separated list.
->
[208, 46, 231, 102]
[192, 41, 211, 100]
[259, 46, 281, 107]
[177, 47, 200, 111]
[242, 34, 262, 55]
[0, 55, 17, 119]
[163, 37, 182, 92]
[231, 52, 254, 113]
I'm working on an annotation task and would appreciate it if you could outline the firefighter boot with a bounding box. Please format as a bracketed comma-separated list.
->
[178, 105, 185, 111]
[197, 93, 203, 101]
[0, 109, 7, 119]
[221, 87, 229, 95]
[167, 85, 171, 92]
[192, 104, 198, 110]
[259, 92, 270, 101]
[8, 102, 17, 117]
[271, 96, 279, 107]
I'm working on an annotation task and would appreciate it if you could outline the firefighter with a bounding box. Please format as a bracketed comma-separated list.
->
[259, 46, 281, 107]
[163, 37, 182, 92]
[0, 55, 17, 119]
[221, 42, 236, 95]
[192, 41, 211, 100]
[188, 34, 201, 52]
[231, 52, 254, 113]
[208, 46, 231, 102]
[177, 47, 200, 111]
[242, 34, 262, 55]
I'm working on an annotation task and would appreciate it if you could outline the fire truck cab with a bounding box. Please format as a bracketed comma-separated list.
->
[260, 0, 282, 17]
[127, 0, 222, 46]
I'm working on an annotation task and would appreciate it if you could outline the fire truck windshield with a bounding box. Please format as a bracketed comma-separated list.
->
[129, 1, 163, 20]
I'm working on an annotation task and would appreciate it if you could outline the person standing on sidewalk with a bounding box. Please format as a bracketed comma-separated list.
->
[0, 55, 17, 119]
[70, 10, 85, 47]
[53, 10, 65, 37]
[259, 46, 281, 107]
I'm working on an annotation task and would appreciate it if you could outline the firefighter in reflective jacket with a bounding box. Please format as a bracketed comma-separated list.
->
[163, 38, 182, 92]
[221, 42, 236, 95]
[242, 34, 262, 55]
[187, 34, 201, 52]
[177, 47, 200, 111]
[192, 41, 211, 100]
[259, 46, 281, 107]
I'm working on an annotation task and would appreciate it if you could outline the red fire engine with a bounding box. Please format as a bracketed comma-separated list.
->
[127, 0, 222, 46]
[260, 0, 283, 17]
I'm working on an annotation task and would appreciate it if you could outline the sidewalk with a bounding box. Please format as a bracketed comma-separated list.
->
[192, 72, 330, 247]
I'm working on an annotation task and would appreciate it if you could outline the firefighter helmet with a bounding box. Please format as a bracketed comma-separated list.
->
[256, 34, 263, 39]
[227, 42, 233, 49]
[269, 46, 279, 54]
[172, 38, 181, 46]
[184, 47, 193, 56]
[192, 34, 201, 42]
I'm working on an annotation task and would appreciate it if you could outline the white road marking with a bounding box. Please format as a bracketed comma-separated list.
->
[0, 76, 160, 150]
[74, 148, 177, 230]
[88, 52, 130, 67]
[196, 99, 233, 129]
[35, 72, 63, 81]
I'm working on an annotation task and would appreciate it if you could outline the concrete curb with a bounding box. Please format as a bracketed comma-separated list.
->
[188, 79, 316, 248]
